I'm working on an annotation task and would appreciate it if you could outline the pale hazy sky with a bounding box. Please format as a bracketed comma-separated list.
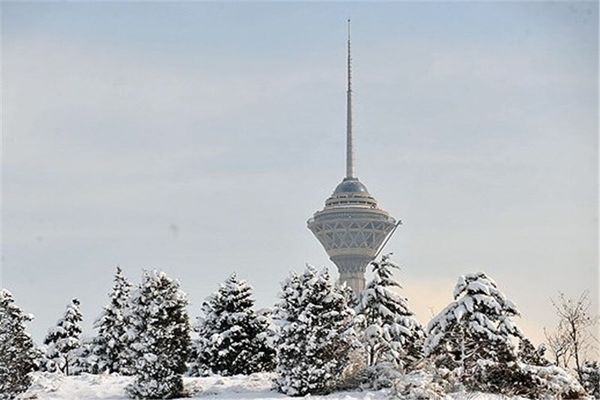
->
[2, 2, 598, 346]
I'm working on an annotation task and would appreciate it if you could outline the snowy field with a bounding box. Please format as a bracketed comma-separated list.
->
[19, 372, 524, 400]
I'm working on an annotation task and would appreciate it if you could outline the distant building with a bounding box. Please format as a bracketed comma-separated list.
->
[307, 22, 398, 294]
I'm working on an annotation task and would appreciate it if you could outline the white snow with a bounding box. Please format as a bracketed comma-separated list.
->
[19, 372, 529, 400]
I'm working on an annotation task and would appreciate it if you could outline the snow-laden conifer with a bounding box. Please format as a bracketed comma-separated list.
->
[94, 266, 133, 374]
[126, 270, 191, 400]
[580, 360, 599, 398]
[273, 266, 358, 396]
[424, 272, 522, 370]
[355, 254, 424, 371]
[0, 289, 39, 399]
[189, 273, 275, 376]
[42, 298, 83, 375]
[71, 337, 100, 375]
[517, 337, 549, 366]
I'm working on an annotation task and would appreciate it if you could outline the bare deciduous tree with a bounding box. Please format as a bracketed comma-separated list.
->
[544, 325, 572, 368]
[548, 291, 598, 381]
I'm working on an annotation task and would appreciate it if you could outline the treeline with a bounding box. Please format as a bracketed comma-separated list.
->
[0, 256, 598, 399]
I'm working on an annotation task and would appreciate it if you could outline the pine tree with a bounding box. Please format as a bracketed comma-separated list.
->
[273, 266, 358, 396]
[355, 254, 424, 371]
[424, 272, 522, 371]
[42, 298, 83, 375]
[580, 360, 599, 398]
[517, 337, 549, 366]
[94, 266, 133, 374]
[189, 273, 275, 376]
[71, 337, 100, 375]
[126, 270, 191, 399]
[0, 289, 39, 400]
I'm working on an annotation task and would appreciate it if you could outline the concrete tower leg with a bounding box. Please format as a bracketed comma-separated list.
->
[331, 255, 371, 294]
[338, 271, 366, 293]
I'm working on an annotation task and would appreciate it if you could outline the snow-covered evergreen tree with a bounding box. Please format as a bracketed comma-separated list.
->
[189, 273, 275, 376]
[273, 266, 358, 396]
[424, 272, 522, 371]
[71, 337, 100, 375]
[94, 266, 133, 374]
[580, 360, 599, 398]
[355, 254, 424, 371]
[42, 298, 83, 375]
[126, 270, 191, 400]
[517, 337, 549, 366]
[0, 289, 39, 399]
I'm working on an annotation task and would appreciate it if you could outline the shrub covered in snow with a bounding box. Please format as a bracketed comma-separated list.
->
[424, 272, 522, 371]
[392, 367, 459, 400]
[523, 363, 589, 398]
[465, 360, 537, 396]
[359, 362, 403, 390]
[125, 270, 191, 399]
[355, 254, 424, 371]
[0, 289, 39, 400]
[41, 298, 83, 375]
[467, 361, 588, 399]
[580, 360, 599, 398]
[335, 348, 368, 391]
[273, 266, 358, 396]
[189, 273, 275, 376]
[94, 266, 133, 374]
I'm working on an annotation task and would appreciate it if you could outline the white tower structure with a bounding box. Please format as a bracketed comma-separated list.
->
[307, 21, 398, 294]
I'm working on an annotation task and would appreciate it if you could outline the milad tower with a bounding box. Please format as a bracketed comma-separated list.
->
[307, 21, 399, 294]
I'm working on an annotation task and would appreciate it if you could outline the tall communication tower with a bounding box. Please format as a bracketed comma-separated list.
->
[307, 21, 398, 293]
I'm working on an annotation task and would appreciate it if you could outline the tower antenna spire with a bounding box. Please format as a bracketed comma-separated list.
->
[346, 18, 355, 179]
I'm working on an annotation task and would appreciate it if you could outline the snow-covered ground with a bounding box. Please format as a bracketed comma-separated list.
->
[18, 372, 524, 400]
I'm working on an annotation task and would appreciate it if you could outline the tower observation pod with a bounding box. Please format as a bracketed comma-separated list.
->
[307, 20, 398, 294]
